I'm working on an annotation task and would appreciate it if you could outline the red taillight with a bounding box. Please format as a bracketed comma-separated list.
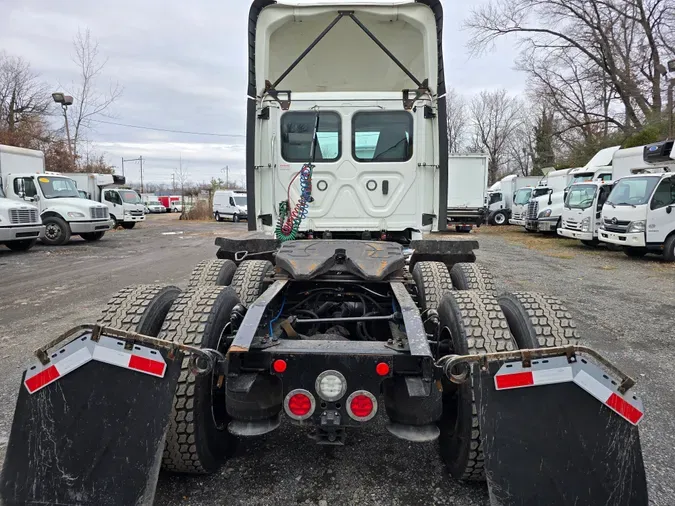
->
[284, 389, 315, 421]
[375, 362, 390, 376]
[289, 394, 311, 416]
[346, 391, 377, 421]
[273, 359, 287, 373]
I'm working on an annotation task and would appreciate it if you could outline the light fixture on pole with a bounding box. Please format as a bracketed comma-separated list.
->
[52, 92, 74, 156]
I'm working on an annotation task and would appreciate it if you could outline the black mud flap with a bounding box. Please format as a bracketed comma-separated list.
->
[0, 330, 183, 506]
[474, 356, 648, 506]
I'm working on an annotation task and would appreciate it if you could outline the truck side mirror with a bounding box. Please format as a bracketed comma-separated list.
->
[16, 178, 26, 199]
[548, 190, 553, 206]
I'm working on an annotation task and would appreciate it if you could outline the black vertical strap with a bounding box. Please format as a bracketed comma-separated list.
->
[247, 0, 277, 230]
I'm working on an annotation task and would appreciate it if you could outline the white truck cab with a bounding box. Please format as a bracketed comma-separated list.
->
[69, 173, 145, 229]
[246, 1, 450, 240]
[599, 140, 675, 260]
[0, 185, 44, 252]
[486, 174, 540, 226]
[0, 145, 112, 246]
[213, 190, 248, 223]
[558, 180, 615, 245]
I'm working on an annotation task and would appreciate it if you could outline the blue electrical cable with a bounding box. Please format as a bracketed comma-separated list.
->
[268, 295, 286, 340]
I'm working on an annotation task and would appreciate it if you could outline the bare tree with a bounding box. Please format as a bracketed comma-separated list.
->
[465, 0, 675, 130]
[469, 90, 524, 184]
[446, 89, 468, 153]
[173, 156, 190, 218]
[68, 29, 122, 158]
[0, 52, 50, 134]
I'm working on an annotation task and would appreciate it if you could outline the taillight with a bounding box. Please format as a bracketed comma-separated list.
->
[346, 391, 377, 422]
[284, 389, 315, 421]
[315, 370, 347, 402]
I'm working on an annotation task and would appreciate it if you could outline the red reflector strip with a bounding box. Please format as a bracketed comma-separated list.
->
[606, 393, 644, 425]
[495, 371, 534, 390]
[24, 365, 60, 393]
[128, 355, 166, 377]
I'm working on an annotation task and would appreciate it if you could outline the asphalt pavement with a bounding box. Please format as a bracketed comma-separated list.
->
[0, 218, 672, 505]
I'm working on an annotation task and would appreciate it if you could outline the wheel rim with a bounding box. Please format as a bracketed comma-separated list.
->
[45, 223, 61, 240]
[494, 213, 505, 225]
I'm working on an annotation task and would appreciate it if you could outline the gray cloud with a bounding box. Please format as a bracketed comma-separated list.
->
[1, 0, 524, 185]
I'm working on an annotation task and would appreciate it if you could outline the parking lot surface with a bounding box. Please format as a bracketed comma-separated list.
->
[0, 217, 673, 505]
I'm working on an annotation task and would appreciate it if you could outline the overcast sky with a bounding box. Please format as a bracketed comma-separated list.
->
[1, 0, 524, 186]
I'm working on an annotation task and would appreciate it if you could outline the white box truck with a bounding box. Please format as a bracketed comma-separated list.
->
[487, 174, 541, 225]
[0, 184, 43, 252]
[69, 173, 146, 229]
[599, 140, 675, 260]
[0, 145, 113, 246]
[446, 154, 488, 231]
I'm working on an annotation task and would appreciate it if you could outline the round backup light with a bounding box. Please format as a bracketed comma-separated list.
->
[347, 391, 378, 422]
[285, 389, 315, 421]
[315, 370, 347, 402]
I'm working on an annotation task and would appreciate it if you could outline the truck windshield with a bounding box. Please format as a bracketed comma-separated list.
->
[565, 184, 597, 209]
[233, 196, 247, 206]
[38, 177, 80, 199]
[119, 190, 141, 204]
[514, 189, 532, 205]
[570, 174, 594, 186]
[533, 188, 550, 198]
[606, 176, 660, 207]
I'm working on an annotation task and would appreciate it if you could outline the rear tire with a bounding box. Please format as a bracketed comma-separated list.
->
[581, 239, 599, 247]
[233, 214, 240, 223]
[159, 286, 241, 474]
[437, 291, 515, 481]
[99, 284, 182, 336]
[5, 239, 37, 252]
[230, 260, 274, 306]
[189, 259, 237, 287]
[41, 216, 71, 246]
[623, 247, 648, 258]
[81, 232, 105, 242]
[121, 222, 136, 230]
[412, 261, 453, 332]
[214, 212, 222, 222]
[498, 292, 580, 349]
[450, 263, 495, 292]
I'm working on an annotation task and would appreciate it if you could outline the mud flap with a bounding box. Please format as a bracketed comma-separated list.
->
[474, 357, 648, 506]
[0, 330, 183, 506]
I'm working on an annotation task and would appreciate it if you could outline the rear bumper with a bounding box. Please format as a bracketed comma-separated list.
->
[0, 225, 44, 242]
[598, 229, 646, 247]
[70, 220, 114, 234]
[558, 228, 593, 241]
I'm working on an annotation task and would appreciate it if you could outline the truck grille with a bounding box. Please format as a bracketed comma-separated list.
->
[527, 200, 539, 220]
[130, 210, 144, 217]
[512, 212, 522, 220]
[564, 219, 582, 231]
[90, 207, 109, 219]
[9, 209, 38, 224]
[602, 218, 630, 233]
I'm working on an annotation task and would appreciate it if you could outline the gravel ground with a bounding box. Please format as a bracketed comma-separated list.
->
[0, 219, 673, 505]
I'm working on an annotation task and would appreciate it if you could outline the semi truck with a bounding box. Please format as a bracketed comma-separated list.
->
[0, 3, 648, 506]
[0, 144, 112, 245]
[599, 140, 675, 260]
[69, 173, 146, 229]
[485, 174, 541, 225]
[446, 154, 488, 231]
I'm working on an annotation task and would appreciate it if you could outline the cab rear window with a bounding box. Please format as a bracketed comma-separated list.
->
[352, 111, 413, 162]
[281, 112, 341, 163]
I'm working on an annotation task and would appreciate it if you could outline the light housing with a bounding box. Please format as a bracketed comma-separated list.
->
[538, 209, 553, 218]
[67, 212, 85, 218]
[581, 217, 591, 232]
[315, 370, 347, 402]
[627, 220, 646, 233]
[346, 390, 378, 422]
[284, 389, 315, 421]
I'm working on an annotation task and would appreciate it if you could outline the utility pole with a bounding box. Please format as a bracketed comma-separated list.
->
[221, 166, 229, 187]
[123, 156, 145, 193]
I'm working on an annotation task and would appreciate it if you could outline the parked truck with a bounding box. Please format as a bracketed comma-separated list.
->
[0, 145, 112, 245]
[0, 3, 648, 506]
[69, 173, 145, 229]
[487, 174, 541, 225]
[446, 154, 488, 231]
[599, 140, 675, 260]
[0, 184, 43, 252]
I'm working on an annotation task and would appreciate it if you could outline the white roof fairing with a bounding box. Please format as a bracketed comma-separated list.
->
[255, 2, 438, 95]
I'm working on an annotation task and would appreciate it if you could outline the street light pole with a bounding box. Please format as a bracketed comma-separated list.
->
[123, 156, 145, 193]
[221, 166, 229, 187]
[52, 92, 74, 161]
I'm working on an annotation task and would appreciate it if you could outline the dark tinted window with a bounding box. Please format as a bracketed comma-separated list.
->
[281, 112, 341, 163]
[352, 112, 413, 162]
[650, 177, 675, 210]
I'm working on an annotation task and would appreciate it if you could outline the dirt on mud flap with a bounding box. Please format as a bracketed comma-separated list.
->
[0, 325, 186, 506]
[469, 351, 648, 506]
